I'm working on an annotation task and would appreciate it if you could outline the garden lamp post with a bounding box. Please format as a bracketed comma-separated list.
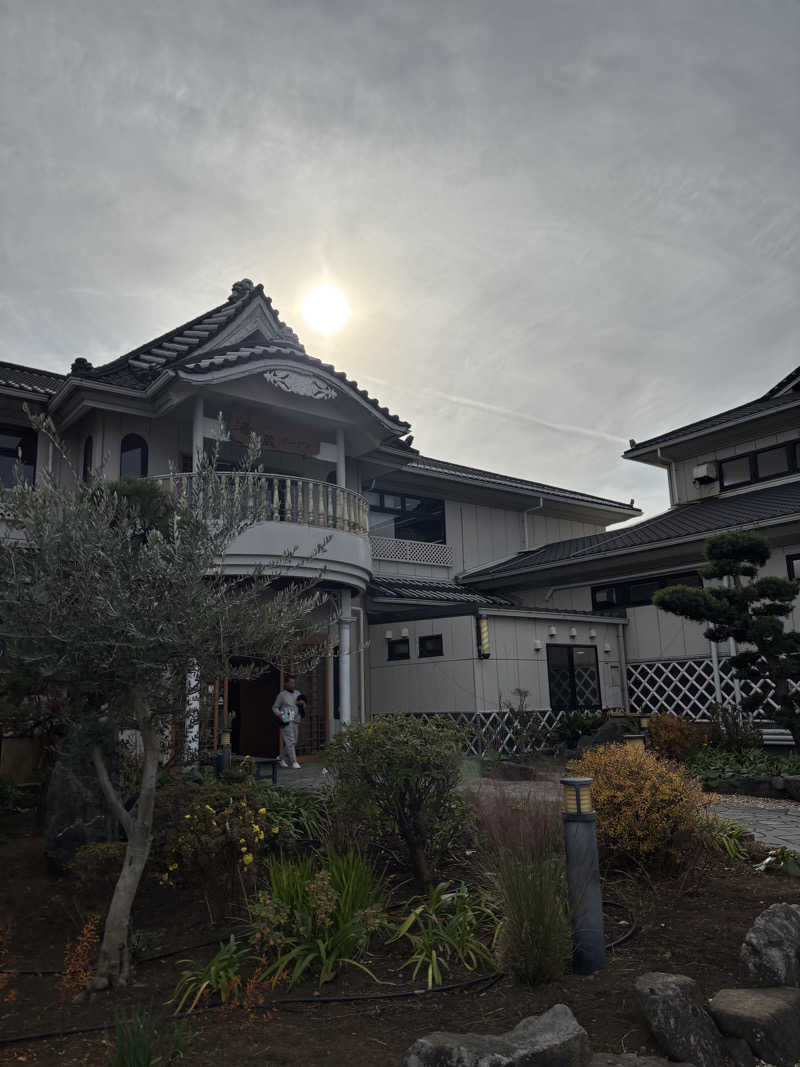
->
[560, 776, 606, 975]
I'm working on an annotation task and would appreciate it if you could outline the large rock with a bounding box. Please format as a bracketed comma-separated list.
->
[709, 987, 800, 1067]
[634, 972, 726, 1067]
[401, 1004, 591, 1067]
[740, 902, 800, 987]
[783, 775, 800, 802]
[43, 760, 109, 872]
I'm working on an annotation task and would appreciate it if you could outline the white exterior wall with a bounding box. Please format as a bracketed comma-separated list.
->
[671, 428, 800, 504]
[515, 586, 594, 612]
[526, 513, 605, 548]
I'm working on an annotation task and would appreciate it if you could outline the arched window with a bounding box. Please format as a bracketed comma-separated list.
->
[120, 434, 148, 478]
[82, 436, 93, 483]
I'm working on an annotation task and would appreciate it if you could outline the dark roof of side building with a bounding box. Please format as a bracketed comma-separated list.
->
[368, 576, 514, 606]
[463, 479, 800, 582]
[404, 455, 640, 513]
[0, 361, 65, 397]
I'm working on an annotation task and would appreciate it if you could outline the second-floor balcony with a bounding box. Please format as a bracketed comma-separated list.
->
[153, 472, 372, 587]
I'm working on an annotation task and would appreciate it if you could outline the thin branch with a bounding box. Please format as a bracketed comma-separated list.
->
[92, 744, 134, 838]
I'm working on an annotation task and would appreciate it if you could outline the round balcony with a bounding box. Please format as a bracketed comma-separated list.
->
[152, 472, 373, 589]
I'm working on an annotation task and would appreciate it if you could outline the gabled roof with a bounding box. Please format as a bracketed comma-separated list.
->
[463, 479, 800, 583]
[368, 576, 514, 606]
[762, 364, 800, 399]
[623, 391, 800, 460]
[402, 455, 640, 514]
[0, 361, 65, 399]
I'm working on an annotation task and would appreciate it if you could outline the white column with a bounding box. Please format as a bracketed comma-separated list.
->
[192, 395, 205, 470]
[335, 428, 347, 488]
[338, 589, 352, 726]
[710, 641, 723, 705]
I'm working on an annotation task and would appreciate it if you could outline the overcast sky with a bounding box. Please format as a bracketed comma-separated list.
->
[1, 0, 798, 520]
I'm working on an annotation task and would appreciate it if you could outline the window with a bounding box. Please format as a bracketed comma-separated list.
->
[718, 440, 800, 490]
[591, 571, 702, 612]
[787, 554, 800, 581]
[367, 491, 445, 543]
[82, 436, 93, 483]
[720, 455, 752, 488]
[418, 634, 443, 658]
[0, 424, 37, 487]
[120, 434, 148, 478]
[547, 645, 600, 711]
[387, 637, 410, 661]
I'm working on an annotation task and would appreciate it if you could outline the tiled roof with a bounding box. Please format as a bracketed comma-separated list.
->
[762, 365, 800, 399]
[405, 456, 639, 512]
[369, 576, 514, 606]
[73, 279, 409, 430]
[624, 391, 800, 457]
[0, 361, 65, 397]
[464, 479, 800, 581]
[179, 333, 410, 429]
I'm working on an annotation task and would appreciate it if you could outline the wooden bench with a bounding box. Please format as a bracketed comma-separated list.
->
[250, 756, 280, 784]
[758, 722, 796, 750]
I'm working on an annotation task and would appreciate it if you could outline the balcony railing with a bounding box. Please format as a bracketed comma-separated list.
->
[153, 473, 370, 538]
[370, 535, 453, 567]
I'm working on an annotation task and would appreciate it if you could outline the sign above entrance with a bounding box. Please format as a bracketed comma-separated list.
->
[263, 368, 338, 401]
[229, 406, 321, 457]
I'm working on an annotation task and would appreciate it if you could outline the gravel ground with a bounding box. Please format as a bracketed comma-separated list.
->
[710, 792, 800, 810]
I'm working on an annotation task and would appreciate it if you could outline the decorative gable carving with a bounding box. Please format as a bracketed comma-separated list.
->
[263, 368, 338, 401]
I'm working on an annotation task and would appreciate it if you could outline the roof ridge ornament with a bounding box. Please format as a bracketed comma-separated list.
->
[228, 278, 254, 302]
[263, 368, 337, 401]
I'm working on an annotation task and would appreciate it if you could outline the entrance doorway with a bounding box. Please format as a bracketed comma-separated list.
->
[546, 645, 601, 711]
[230, 668, 282, 758]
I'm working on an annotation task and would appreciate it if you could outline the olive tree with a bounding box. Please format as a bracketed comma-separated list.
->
[0, 424, 327, 988]
[653, 531, 800, 741]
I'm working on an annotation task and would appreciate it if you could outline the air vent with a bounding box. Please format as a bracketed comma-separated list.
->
[692, 462, 718, 485]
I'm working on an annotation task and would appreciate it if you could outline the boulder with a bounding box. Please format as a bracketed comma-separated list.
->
[634, 972, 726, 1067]
[43, 760, 109, 872]
[740, 902, 800, 987]
[783, 775, 800, 802]
[709, 987, 800, 1067]
[722, 1037, 755, 1067]
[401, 1003, 591, 1067]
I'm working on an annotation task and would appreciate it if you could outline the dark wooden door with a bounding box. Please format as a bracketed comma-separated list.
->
[235, 672, 282, 757]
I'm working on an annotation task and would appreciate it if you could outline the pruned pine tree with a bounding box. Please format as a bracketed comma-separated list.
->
[0, 418, 327, 988]
[653, 532, 800, 742]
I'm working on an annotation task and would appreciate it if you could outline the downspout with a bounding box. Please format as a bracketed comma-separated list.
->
[522, 497, 545, 549]
[657, 447, 676, 506]
[351, 606, 367, 724]
[723, 576, 742, 710]
[616, 622, 631, 714]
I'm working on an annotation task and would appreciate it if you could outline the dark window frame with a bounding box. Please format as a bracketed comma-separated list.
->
[0, 422, 37, 487]
[120, 433, 149, 479]
[719, 440, 800, 490]
[591, 570, 702, 612]
[367, 490, 446, 544]
[387, 637, 410, 661]
[418, 634, 444, 658]
[787, 554, 800, 581]
[546, 644, 601, 711]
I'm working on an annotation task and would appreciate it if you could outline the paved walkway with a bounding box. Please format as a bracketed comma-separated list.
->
[713, 800, 800, 851]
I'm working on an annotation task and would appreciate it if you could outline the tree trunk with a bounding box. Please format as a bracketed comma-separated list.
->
[89, 717, 160, 990]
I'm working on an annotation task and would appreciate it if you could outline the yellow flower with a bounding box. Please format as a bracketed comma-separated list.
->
[168, 863, 178, 871]
[258, 807, 266, 815]
[241, 845, 247, 852]
[239, 837, 245, 843]
[271, 826, 279, 834]
[184, 814, 191, 820]
[204, 804, 215, 812]
[242, 852, 254, 866]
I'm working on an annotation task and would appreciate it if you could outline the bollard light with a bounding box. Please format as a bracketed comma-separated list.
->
[561, 777, 593, 815]
[560, 776, 606, 975]
[624, 733, 645, 752]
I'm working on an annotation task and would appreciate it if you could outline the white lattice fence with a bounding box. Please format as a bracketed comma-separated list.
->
[370, 536, 453, 567]
[626, 657, 798, 720]
[389, 708, 608, 757]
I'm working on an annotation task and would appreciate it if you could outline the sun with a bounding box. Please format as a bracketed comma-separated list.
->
[301, 285, 350, 335]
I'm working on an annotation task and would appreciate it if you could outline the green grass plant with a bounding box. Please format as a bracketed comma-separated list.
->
[170, 936, 244, 1014]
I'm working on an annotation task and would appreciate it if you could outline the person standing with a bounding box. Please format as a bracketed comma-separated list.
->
[272, 675, 305, 769]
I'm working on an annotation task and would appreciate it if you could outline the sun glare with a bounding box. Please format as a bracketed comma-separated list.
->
[301, 284, 350, 335]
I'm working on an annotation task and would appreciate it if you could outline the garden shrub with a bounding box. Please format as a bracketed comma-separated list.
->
[549, 710, 604, 749]
[687, 746, 800, 779]
[706, 704, 763, 752]
[325, 715, 472, 885]
[573, 745, 710, 875]
[154, 780, 328, 920]
[646, 713, 705, 762]
[249, 851, 386, 988]
[72, 842, 127, 899]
